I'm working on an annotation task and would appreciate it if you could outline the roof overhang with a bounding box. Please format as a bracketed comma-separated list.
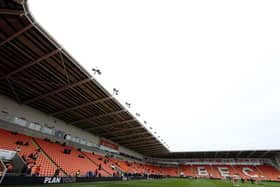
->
[0, 0, 168, 156]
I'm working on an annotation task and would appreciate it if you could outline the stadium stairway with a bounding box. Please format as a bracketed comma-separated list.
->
[254, 165, 267, 180]
[230, 165, 237, 175]
[0, 129, 57, 176]
[81, 152, 113, 176]
[234, 165, 247, 179]
[131, 163, 146, 174]
[211, 165, 226, 179]
[108, 158, 129, 173]
[35, 138, 103, 177]
[191, 165, 194, 177]
[210, 165, 217, 178]
[31, 138, 67, 176]
[179, 165, 192, 177]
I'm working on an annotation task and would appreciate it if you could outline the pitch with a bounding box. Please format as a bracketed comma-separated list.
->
[1, 179, 279, 187]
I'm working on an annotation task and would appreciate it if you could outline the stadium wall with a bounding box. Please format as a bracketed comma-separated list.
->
[0, 94, 143, 160]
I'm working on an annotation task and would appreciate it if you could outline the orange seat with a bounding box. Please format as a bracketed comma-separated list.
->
[0, 129, 56, 176]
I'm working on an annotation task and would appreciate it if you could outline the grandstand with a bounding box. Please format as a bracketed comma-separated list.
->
[0, 0, 279, 186]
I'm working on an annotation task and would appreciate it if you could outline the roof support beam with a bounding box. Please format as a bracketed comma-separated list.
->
[23, 78, 91, 104]
[60, 52, 70, 85]
[138, 148, 166, 153]
[111, 131, 150, 141]
[70, 109, 127, 125]
[6, 78, 21, 103]
[225, 152, 230, 158]
[117, 136, 155, 144]
[247, 151, 256, 158]
[147, 151, 166, 155]
[148, 150, 168, 155]
[136, 146, 165, 152]
[215, 151, 218, 158]
[0, 8, 24, 15]
[127, 142, 162, 149]
[140, 147, 165, 152]
[85, 119, 136, 131]
[0, 49, 60, 81]
[0, 24, 33, 47]
[123, 140, 158, 147]
[50, 97, 112, 116]
[12, 0, 23, 4]
[98, 126, 143, 136]
[260, 151, 271, 158]
[203, 152, 207, 158]
[236, 151, 243, 158]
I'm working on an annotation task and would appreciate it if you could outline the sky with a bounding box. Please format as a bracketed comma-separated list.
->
[28, 0, 280, 152]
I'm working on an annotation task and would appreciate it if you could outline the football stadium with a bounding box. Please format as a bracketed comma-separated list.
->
[0, 0, 280, 186]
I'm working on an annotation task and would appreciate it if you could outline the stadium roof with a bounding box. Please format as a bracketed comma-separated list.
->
[0, 0, 168, 156]
[152, 150, 280, 159]
[1, 0, 279, 160]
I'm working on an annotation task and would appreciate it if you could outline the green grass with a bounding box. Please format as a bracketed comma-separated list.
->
[2, 178, 280, 187]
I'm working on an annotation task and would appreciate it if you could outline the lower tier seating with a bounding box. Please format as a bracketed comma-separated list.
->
[82, 152, 114, 176]
[35, 138, 102, 177]
[0, 128, 279, 181]
[0, 129, 56, 176]
[257, 165, 280, 181]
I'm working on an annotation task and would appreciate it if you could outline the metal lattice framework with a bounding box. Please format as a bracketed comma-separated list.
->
[0, 0, 168, 156]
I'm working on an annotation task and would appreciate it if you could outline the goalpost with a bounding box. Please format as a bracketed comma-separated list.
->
[0, 159, 7, 184]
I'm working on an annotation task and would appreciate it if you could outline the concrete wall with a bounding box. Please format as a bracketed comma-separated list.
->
[0, 94, 143, 159]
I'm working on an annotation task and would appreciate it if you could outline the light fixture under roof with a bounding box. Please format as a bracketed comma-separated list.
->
[113, 88, 119, 95]
[92, 67, 101, 75]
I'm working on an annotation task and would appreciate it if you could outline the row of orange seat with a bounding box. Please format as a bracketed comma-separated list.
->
[0, 128, 56, 176]
[180, 164, 280, 181]
[0, 128, 111, 177]
[0, 128, 279, 181]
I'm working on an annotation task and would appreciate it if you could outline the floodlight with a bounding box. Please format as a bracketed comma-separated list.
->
[92, 67, 101, 75]
[125, 102, 131, 108]
[113, 88, 119, 95]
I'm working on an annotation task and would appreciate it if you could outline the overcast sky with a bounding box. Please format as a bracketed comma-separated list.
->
[28, 0, 280, 152]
